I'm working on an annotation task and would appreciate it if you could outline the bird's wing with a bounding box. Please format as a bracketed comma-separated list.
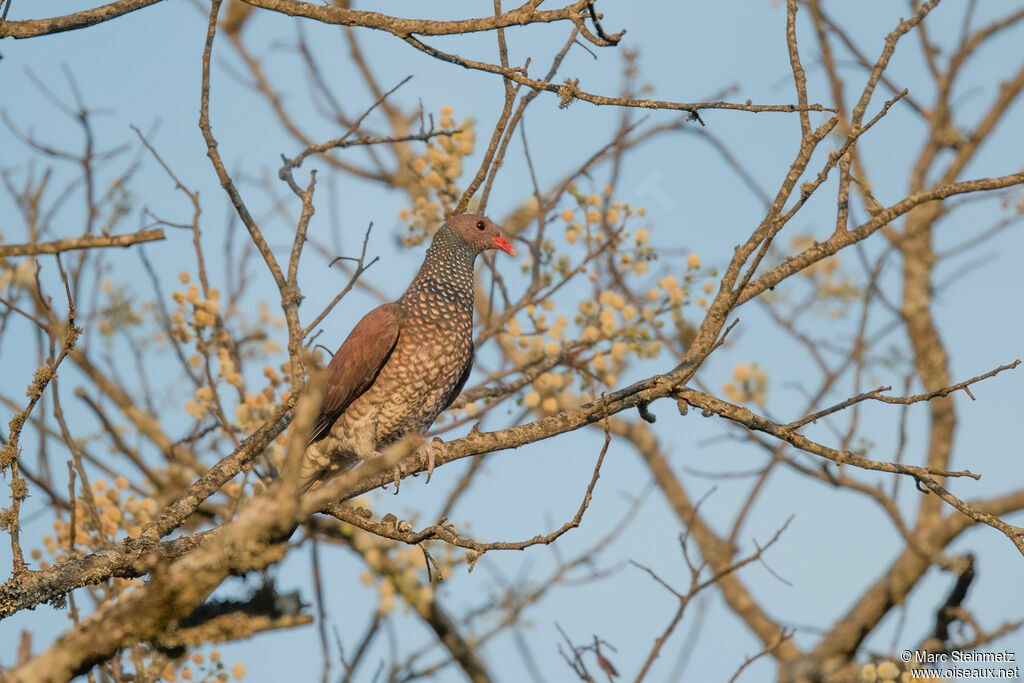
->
[307, 303, 401, 444]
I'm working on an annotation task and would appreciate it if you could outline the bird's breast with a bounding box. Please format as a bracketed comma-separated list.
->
[334, 290, 473, 448]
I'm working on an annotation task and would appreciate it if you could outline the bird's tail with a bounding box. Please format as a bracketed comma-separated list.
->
[298, 460, 328, 494]
[298, 442, 359, 494]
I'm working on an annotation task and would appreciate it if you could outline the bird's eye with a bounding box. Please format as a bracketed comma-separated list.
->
[476, 220, 486, 231]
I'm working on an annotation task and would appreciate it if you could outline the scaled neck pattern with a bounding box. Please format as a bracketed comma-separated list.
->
[402, 225, 478, 305]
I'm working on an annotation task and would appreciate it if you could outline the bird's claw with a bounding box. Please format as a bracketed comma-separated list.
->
[420, 437, 446, 484]
[392, 465, 401, 495]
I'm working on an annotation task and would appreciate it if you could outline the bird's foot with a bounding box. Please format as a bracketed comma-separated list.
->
[416, 437, 446, 484]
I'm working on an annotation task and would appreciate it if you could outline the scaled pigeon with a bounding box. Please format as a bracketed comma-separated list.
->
[299, 214, 516, 492]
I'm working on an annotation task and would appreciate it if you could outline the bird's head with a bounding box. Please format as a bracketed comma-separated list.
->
[446, 213, 517, 257]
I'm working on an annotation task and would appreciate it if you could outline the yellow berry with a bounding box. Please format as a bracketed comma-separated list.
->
[876, 661, 899, 680]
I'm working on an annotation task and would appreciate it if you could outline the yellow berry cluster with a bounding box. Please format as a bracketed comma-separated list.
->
[506, 300, 564, 358]
[96, 278, 144, 337]
[501, 184, 723, 415]
[789, 234, 859, 313]
[560, 184, 653, 277]
[399, 105, 476, 246]
[573, 293, 661, 383]
[33, 478, 156, 567]
[171, 273, 291, 439]
[170, 272, 222, 344]
[861, 660, 944, 682]
[32, 477, 254, 682]
[349, 517, 457, 616]
[722, 362, 769, 407]
[505, 292, 660, 414]
[159, 650, 246, 682]
[185, 345, 246, 420]
[232, 364, 282, 429]
[0, 257, 38, 291]
[523, 370, 582, 415]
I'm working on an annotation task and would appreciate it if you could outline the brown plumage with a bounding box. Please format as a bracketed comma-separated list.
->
[300, 214, 516, 491]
